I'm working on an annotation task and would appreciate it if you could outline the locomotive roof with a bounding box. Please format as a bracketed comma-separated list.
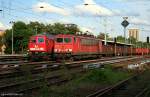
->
[56, 34, 100, 40]
[55, 34, 74, 37]
[33, 33, 55, 39]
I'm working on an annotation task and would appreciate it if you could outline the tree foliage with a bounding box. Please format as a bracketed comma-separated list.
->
[116, 36, 125, 43]
[97, 33, 109, 40]
[128, 36, 136, 44]
[4, 21, 80, 54]
[45, 23, 80, 35]
[4, 21, 150, 54]
[5, 21, 33, 54]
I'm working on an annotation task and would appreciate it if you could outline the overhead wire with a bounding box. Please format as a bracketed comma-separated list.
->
[1, 0, 102, 27]
[0, 0, 59, 24]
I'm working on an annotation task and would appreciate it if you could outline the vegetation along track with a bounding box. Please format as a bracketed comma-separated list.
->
[0, 56, 147, 96]
[87, 71, 150, 97]
[0, 64, 85, 94]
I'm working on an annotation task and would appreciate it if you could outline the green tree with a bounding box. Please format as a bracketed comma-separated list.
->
[97, 33, 109, 40]
[142, 42, 148, 48]
[136, 41, 143, 48]
[5, 21, 33, 54]
[49, 23, 66, 34]
[108, 37, 113, 41]
[128, 36, 136, 44]
[45, 24, 54, 34]
[65, 24, 80, 34]
[4, 21, 81, 54]
[116, 36, 125, 43]
[27, 21, 46, 35]
[45, 23, 80, 35]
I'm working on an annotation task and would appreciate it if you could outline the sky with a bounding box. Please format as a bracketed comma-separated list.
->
[0, 0, 150, 41]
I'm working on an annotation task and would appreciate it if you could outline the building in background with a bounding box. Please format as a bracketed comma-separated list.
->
[0, 29, 5, 36]
[0, 29, 6, 55]
[128, 28, 139, 41]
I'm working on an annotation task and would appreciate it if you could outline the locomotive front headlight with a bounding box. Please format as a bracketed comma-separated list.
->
[54, 49, 57, 52]
[40, 48, 44, 50]
[30, 48, 35, 50]
[68, 49, 72, 52]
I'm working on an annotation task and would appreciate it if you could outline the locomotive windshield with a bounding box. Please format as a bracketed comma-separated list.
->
[56, 38, 63, 43]
[64, 38, 71, 43]
[38, 37, 44, 43]
[30, 37, 36, 43]
[56, 38, 72, 43]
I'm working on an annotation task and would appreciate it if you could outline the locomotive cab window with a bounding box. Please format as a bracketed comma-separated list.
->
[38, 37, 44, 43]
[56, 38, 63, 43]
[64, 38, 71, 43]
[30, 38, 36, 43]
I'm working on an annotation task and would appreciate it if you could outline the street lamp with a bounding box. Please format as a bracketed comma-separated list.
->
[10, 21, 15, 55]
[84, 3, 107, 45]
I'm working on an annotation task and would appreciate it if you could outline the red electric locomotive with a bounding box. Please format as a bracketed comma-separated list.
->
[28, 34, 54, 60]
[54, 34, 102, 60]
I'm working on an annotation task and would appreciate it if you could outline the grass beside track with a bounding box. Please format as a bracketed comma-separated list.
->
[36, 65, 131, 97]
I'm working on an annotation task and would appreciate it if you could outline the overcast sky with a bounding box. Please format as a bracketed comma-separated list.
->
[0, 0, 150, 41]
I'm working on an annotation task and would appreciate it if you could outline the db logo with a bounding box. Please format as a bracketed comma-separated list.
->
[34, 45, 39, 49]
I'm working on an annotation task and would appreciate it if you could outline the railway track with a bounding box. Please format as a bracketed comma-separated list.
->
[0, 65, 85, 94]
[0, 56, 148, 96]
[0, 55, 142, 65]
[86, 71, 150, 97]
[0, 55, 28, 65]
[0, 56, 143, 79]
[0, 56, 130, 70]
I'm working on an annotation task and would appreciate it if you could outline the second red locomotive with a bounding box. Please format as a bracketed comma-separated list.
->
[54, 34, 102, 60]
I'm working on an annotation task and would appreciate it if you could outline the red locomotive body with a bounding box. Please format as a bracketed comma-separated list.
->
[28, 33, 150, 61]
[28, 34, 54, 59]
[76, 36, 102, 55]
[54, 34, 102, 59]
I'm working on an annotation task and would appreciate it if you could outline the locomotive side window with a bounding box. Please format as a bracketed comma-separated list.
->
[56, 38, 63, 43]
[38, 37, 44, 43]
[30, 38, 36, 43]
[64, 38, 71, 43]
